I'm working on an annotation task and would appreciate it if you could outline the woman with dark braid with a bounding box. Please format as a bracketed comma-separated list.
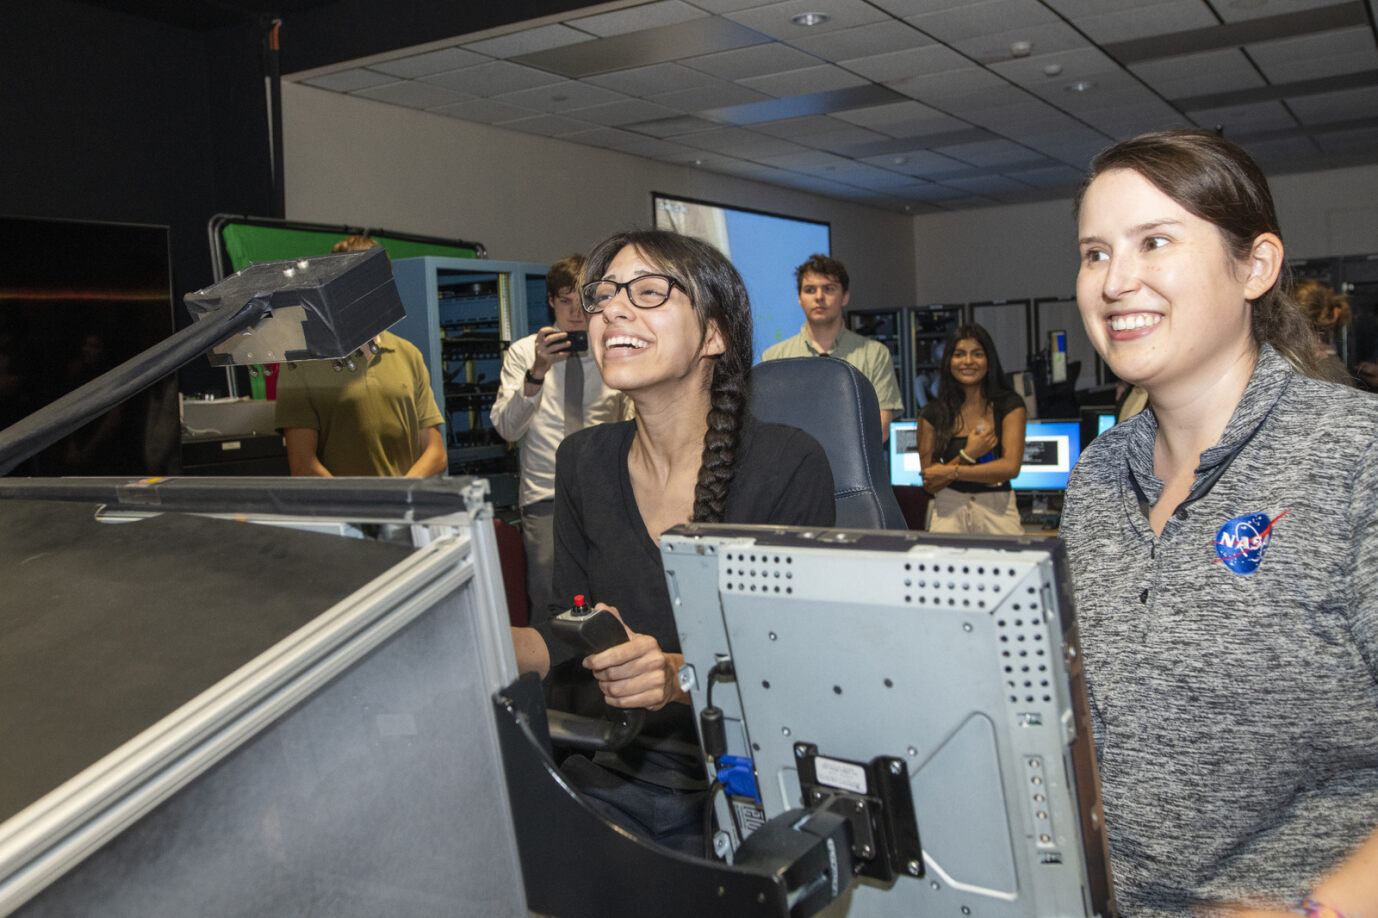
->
[511, 229, 834, 852]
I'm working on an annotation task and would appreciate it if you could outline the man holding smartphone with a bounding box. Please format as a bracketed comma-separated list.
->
[491, 254, 629, 621]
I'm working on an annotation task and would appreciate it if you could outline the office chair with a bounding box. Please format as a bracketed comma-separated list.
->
[750, 356, 907, 530]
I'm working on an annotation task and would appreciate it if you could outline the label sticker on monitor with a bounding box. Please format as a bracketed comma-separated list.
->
[815, 755, 869, 794]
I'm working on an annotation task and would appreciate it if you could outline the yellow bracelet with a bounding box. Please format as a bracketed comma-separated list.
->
[958, 448, 975, 464]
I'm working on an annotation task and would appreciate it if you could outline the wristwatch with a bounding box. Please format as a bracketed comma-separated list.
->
[525, 368, 544, 386]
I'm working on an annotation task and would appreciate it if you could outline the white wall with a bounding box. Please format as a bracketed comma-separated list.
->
[911, 162, 1378, 305]
[282, 82, 917, 311]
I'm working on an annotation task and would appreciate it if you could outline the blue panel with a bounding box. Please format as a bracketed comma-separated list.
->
[720, 210, 830, 364]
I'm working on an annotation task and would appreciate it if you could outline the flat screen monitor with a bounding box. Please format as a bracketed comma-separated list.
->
[889, 418, 1083, 492]
[0, 215, 177, 476]
[652, 193, 830, 364]
[1010, 420, 1081, 491]
[888, 419, 923, 488]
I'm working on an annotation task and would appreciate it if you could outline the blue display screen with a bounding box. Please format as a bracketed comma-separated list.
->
[1009, 421, 1081, 491]
[888, 419, 1083, 491]
[653, 194, 830, 364]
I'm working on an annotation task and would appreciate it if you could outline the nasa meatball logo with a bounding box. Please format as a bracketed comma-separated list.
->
[1213, 509, 1288, 575]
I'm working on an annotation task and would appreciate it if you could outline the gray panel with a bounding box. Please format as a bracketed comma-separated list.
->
[461, 23, 593, 59]
[511, 17, 772, 78]
[1102, 1, 1368, 64]
[703, 84, 910, 125]
[723, 0, 891, 42]
[738, 64, 870, 97]
[568, 0, 708, 37]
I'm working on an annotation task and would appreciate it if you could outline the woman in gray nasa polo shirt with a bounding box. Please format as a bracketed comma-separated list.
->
[1062, 129, 1378, 918]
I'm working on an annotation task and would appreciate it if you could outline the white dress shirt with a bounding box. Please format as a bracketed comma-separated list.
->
[490, 332, 628, 507]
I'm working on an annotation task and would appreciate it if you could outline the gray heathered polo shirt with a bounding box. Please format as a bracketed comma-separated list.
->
[1061, 345, 1378, 917]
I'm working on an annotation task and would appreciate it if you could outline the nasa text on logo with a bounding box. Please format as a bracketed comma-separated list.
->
[1214, 509, 1288, 575]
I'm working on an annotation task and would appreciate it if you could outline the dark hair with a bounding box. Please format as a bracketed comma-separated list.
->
[1293, 278, 1351, 334]
[331, 235, 378, 253]
[583, 229, 753, 523]
[546, 254, 586, 299]
[927, 323, 1014, 458]
[1074, 128, 1326, 378]
[795, 253, 849, 293]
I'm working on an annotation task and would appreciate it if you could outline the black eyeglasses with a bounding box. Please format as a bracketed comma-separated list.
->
[581, 274, 681, 314]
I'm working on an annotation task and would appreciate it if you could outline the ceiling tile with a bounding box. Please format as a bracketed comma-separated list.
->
[1071, 0, 1219, 45]
[960, 101, 1083, 133]
[656, 149, 751, 169]
[1003, 163, 1086, 187]
[680, 41, 821, 80]
[840, 44, 973, 84]
[370, 47, 490, 78]
[831, 99, 971, 136]
[1238, 135, 1322, 162]
[724, 0, 891, 42]
[569, 1, 708, 37]
[1023, 69, 1163, 111]
[863, 150, 972, 177]
[566, 98, 683, 126]
[785, 123, 892, 149]
[615, 135, 701, 156]
[678, 128, 812, 158]
[1189, 99, 1299, 133]
[422, 61, 563, 96]
[1041, 0, 1144, 16]
[1287, 84, 1378, 125]
[352, 81, 472, 109]
[788, 20, 935, 59]
[301, 69, 397, 92]
[951, 22, 1090, 65]
[943, 174, 1034, 195]
[835, 164, 930, 189]
[935, 138, 1037, 166]
[738, 64, 870, 97]
[462, 24, 593, 59]
[889, 66, 1009, 104]
[585, 63, 722, 97]
[1313, 124, 1378, 154]
[756, 148, 864, 172]
[685, 0, 794, 13]
[988, 46, 1121, 86]
[624, 113, 724, 135]
[752, 115, 848, 138]
[905, 0, 1058, 43]
[558, 126, 652, 149]
[431, 97, 541, 124]
[1246, 26, 1378, 84]
[1129, 49, 1265, 98]
[489, 80, 628, 113]
[1076, 100, 1192, 137]
[497, 113, 600, 137]
[513, 17, 770, 78]
[650, 81, 772, 110]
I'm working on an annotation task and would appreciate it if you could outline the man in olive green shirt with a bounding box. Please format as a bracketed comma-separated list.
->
[762, 253, 904, 440]
[275, 330, 446, 477]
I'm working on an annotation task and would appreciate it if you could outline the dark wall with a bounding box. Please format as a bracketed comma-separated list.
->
[0, 0, 274, 393]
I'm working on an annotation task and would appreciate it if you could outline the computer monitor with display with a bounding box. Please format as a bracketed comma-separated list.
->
[889, 418, 1082, 492]
[1011, 420, 1081, 491]
[888, 419, 923, 488]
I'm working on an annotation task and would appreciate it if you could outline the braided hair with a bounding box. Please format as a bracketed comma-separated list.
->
[583, 230, 753, 523]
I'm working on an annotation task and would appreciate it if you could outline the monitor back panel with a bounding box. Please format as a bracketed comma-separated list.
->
[662, 526, 1115, 918]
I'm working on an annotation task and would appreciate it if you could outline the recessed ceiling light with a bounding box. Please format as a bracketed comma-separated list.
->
[790, 12, 830, 27]
[1010, 40, 1032, 58]
[891, 155, 908, 165]
[1043, 63, 1063, 77]
[1065, 80, 1094, 93]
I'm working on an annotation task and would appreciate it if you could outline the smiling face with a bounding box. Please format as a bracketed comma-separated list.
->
[589, 244, 724, 397]
[1076, 168, 1275, 396]
[947, 337, 988, 388]
[797, 271, 849, 326]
